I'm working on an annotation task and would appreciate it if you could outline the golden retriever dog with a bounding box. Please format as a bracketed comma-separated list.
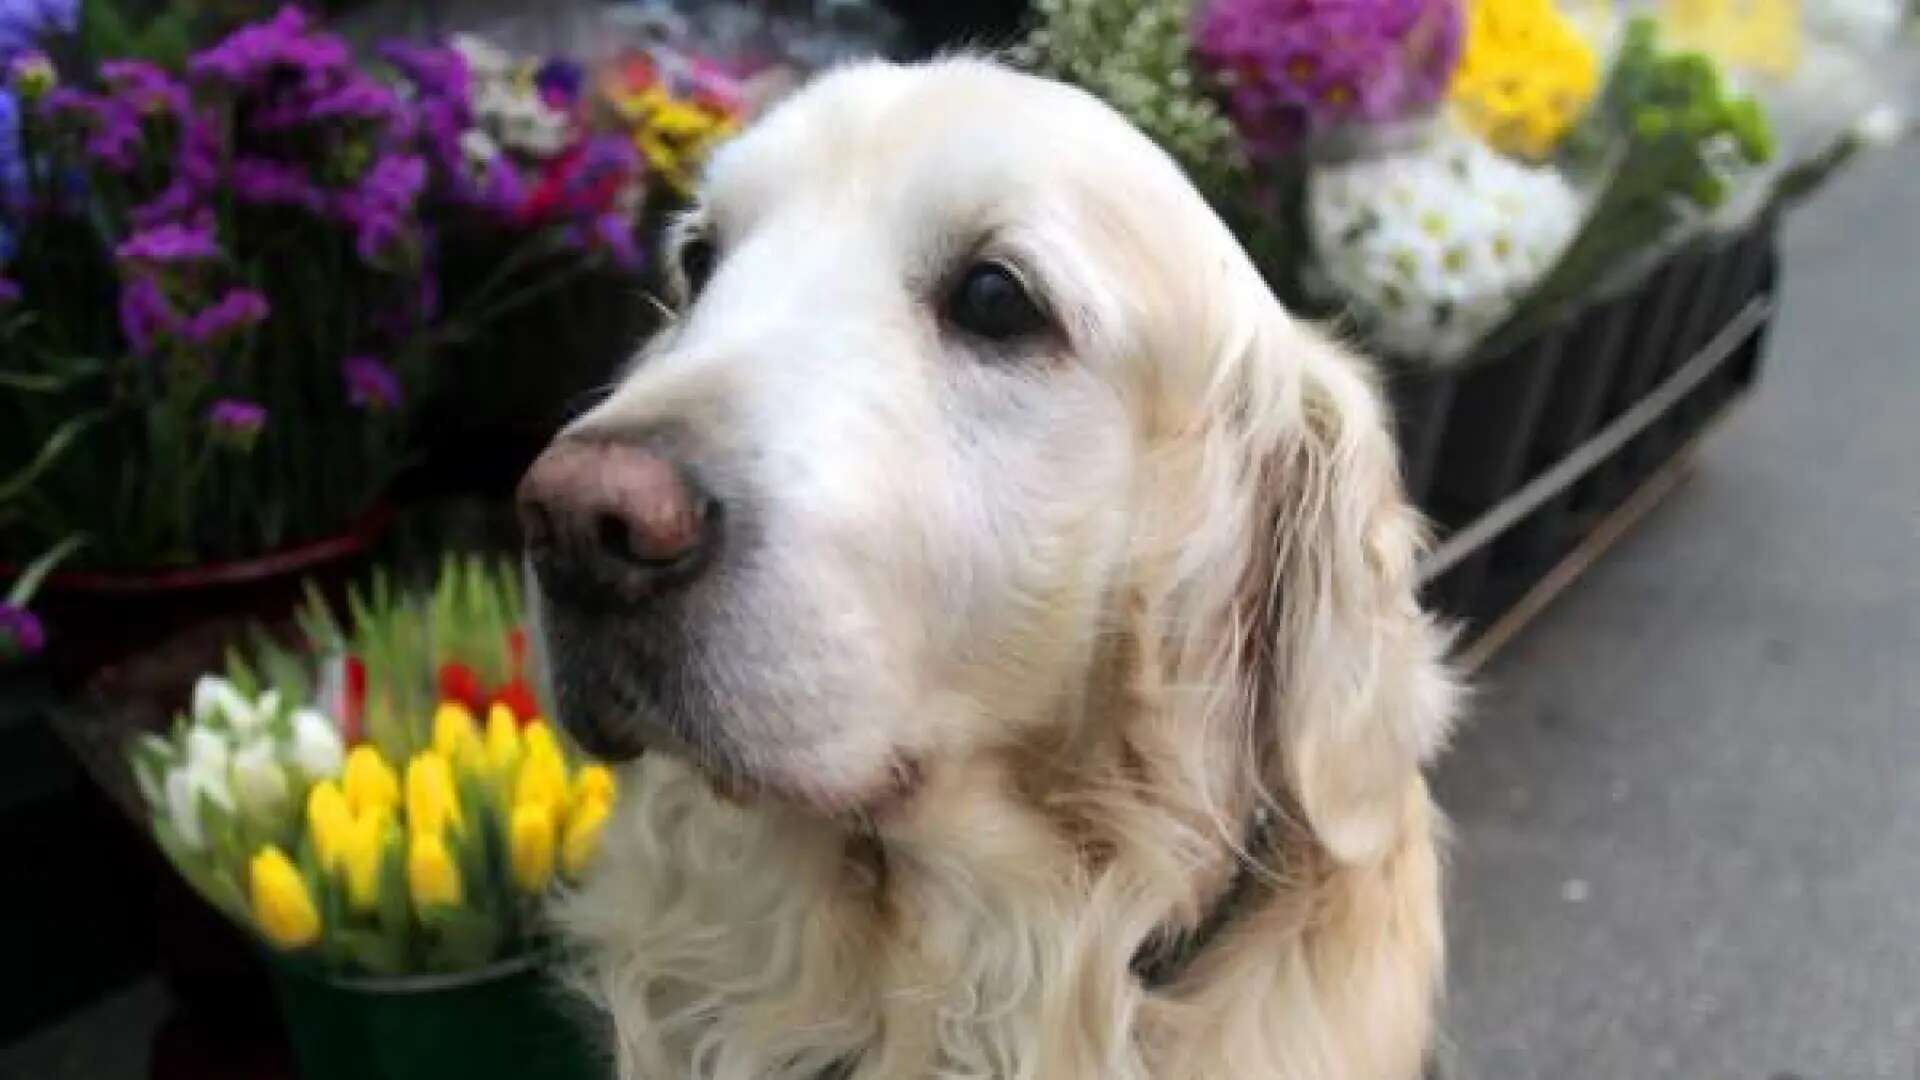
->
[518, 58, 1458, 1080]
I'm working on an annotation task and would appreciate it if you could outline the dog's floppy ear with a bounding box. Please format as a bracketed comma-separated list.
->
[1170, 309, 1456, 866]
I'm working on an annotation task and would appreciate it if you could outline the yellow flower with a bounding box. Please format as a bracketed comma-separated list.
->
[307, 781, 352, 872]
[484, 707, 522, 776]
[343, 745, 400, 818]
[572, 765, 617, 814]
[408, 831, 463, 909]
[1450, 0, 1598, 158]
[341, 808, 393, 913]
[509, 801, 557, 894]
[432, 702, 481, 762]
[521, 719, 561, 762]
[249, 846, 321, 949]
[515, 741, 569, 824]
[405, 751, 463, 839]
[561, 794, 612, 882]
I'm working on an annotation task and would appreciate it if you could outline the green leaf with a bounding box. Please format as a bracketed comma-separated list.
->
[0, 409, 110, 504]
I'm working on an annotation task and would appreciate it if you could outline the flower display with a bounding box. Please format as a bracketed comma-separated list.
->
[1449, 0, 1600, 159]
[1194, 0, 1463, 158]
[1018, 0, 1248, 200]
[128, 556, 619, 975]
[1309, 126, 1581, 360]
[600, 50, 743, 196]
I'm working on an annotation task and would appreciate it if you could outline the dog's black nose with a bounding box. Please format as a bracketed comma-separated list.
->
[517, 438, 717, 596]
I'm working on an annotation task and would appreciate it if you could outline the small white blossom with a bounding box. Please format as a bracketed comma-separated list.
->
[232, 740, 292, 825]
[289, 709, 345, 781]
[1309, 128, 1582, 364]
[191, 676, 257, 735]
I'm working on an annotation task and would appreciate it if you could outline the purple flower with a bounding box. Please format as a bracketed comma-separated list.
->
[207, 398, 267, 441]
[333, 152, 424, 262]
[230, 156, 327, 211]
[100, 59, 188, 117]
[0, 275, 18, 304]
[189, 6, 348, 94]
[250, 70, 399, 132]
[41, 88, 143, 171]
[342, 355, 402, 411]
[0, 0, 77, 65]
[116, 219, 219, 266]
[118, 276, 181, 356]
[581, 210, 642, 270]
[382, 41, 476, 194]
[0, 601, 46, 659]
[535, 58, 584, 109]
[184, 287, 268, 344]
[133, 111, 222, 228]
[1194, 0, 1462, 158]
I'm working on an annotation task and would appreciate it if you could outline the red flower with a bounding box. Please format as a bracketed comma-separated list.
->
[437, 661, 487, 714]
[343, 655, 367, 745]
[490, 678, 540, 726]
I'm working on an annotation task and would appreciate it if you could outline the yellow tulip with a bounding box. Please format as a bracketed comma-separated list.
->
[306, 781, 352, 872]
[432, 702, 481, 762]
[343, 745, 400, 818]
[561, 795, 612, 882]
[341, 808, 393, 913]
[484, 707, 521, 776]
[516, 742, 569, 825]
[249, 846, 321, 949]
[521, 719, 561, 763]
[571, 764, 616, 814]
[508, 801, 557, 894]
[408, 831, 463, 909]
[405, 751, 463, 839]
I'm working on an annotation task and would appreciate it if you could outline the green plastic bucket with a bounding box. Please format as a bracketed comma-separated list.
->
[267, 953, 608, 1080]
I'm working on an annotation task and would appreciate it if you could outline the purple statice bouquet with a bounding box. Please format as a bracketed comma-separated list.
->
[0, 7, 649, 584]
[1193, 0, 1463, 160]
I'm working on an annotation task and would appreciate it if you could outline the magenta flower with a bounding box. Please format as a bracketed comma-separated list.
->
[334, 153, 425, 262]
[230, 156, 328, 211]
[100, 59, 188, 117]
[188, 6, 349, 94]
[184, 287, 268, 344]
[41, 88, 144, 171]
[116, 219, 219, 266]
[118, 276, 181, 355]
[0, 276, 18, 304]
[207, 398, 267, 438]
[1194, 0, 1462, 158]
[342, 355, 402, 411]
[133, 112, 223, 228]
[0, 602, 45, 659]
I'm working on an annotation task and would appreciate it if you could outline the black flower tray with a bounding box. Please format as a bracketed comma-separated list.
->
[1386, 214, 1781, 665]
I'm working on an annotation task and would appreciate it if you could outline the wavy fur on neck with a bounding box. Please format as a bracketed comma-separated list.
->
[554, 299, 1458, 1080]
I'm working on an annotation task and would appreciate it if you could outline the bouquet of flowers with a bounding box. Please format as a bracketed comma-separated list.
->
[1022, 0, 1804, 367]
[125, 556, 618, 974]
[0, 7, 652, 582]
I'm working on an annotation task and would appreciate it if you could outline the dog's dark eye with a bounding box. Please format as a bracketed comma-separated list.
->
[680, 236, 717, 298]
[946, 262, 1049, 342]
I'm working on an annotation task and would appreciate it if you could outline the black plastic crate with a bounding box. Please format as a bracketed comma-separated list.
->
[1386, 216, 1781, 639]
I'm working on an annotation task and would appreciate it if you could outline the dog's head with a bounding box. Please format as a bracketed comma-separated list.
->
[522, 60, 1451, 861]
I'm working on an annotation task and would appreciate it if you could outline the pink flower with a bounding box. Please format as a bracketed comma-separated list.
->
[342, 355, 402, 411]
[207, 398, 267, 439]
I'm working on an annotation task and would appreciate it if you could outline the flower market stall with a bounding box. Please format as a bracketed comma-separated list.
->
[1, 0, 1914, 1066]
[1019, 0, 1916, 662]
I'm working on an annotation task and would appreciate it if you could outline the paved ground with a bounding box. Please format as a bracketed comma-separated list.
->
[4, 143, 1915, 1080]
[1435, 140, 1920, 1080]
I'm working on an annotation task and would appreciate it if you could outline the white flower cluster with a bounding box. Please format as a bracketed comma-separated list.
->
[131, 675, 345, 851]
[1309, 129, 1583, 363]
[1018, 0, 1246, 197]
[454, 34, 573, 160]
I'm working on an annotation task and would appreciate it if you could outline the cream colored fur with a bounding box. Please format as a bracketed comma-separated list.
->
[550, 58, 1458, 1080]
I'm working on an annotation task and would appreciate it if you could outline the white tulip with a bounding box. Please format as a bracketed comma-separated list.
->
[192, 675, 261, 735]
[163, 758, 234, 850]
[289, 709, 345, 780]
[232, 740, 291, 823]
[185, 726, 230, 776]
[164, 767, 206, 850]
